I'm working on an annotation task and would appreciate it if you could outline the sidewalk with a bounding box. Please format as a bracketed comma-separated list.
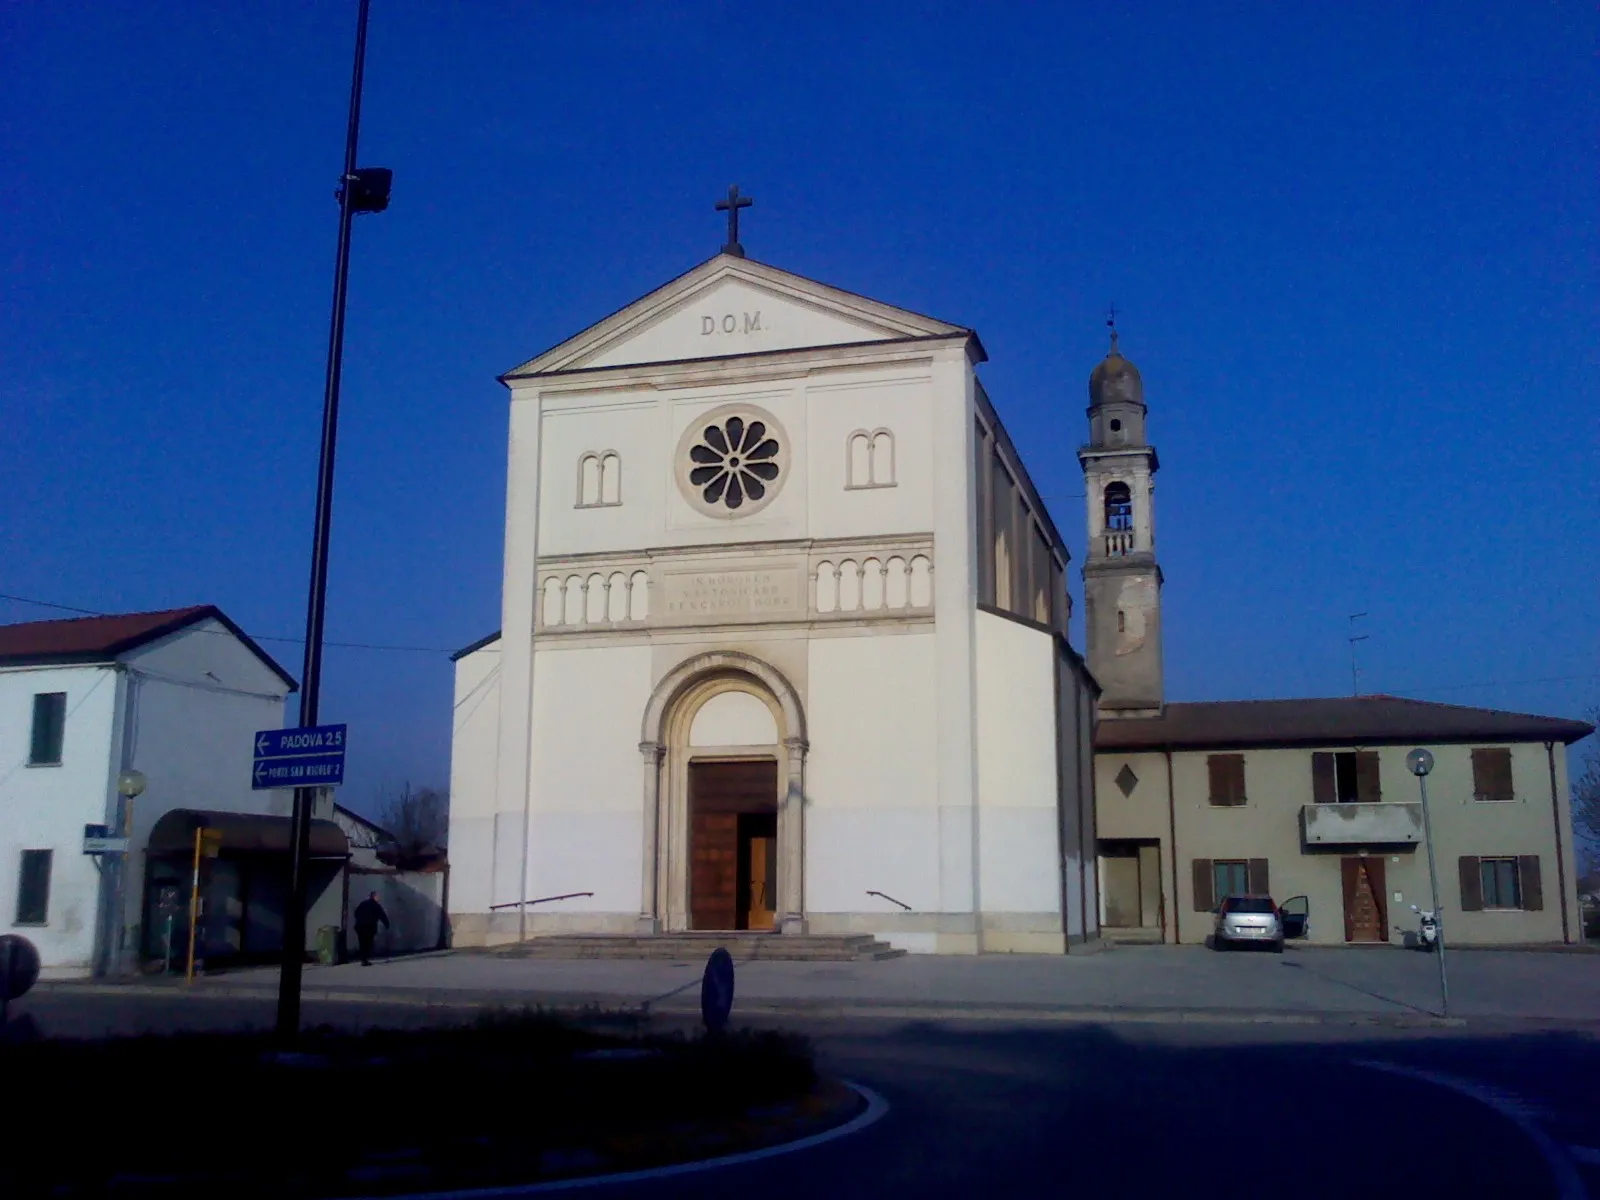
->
[41, 943, 1600, 1025]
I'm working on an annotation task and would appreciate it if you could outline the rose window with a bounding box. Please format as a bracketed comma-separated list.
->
[687, 415, 782, 511]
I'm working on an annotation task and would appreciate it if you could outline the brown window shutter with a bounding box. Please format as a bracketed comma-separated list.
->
[1472, 748, 1514, 802]
[1312, 752, 1335, 803]
[1355, 751, 1382, 802]
[1247, 858, 1270, 896]
[1458, 856, 1483, 911]
[1208, 754, 1245, 805]
[1192, 859, 1215, 912]
[1519, 855, 1543, 911]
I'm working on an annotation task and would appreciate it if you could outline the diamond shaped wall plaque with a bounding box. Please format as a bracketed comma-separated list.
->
[1115, 763, 1139, 797]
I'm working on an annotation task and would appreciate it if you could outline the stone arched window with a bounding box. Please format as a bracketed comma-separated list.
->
[846, 428, 896, 488]
[577, 451, 622, 508]
[1104, 482, 1133, 532]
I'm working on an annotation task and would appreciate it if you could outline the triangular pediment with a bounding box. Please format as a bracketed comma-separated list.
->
[504, 254, 973, 379]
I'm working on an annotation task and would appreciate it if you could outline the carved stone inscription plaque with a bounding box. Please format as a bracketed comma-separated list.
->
[661, 567, 804, 623]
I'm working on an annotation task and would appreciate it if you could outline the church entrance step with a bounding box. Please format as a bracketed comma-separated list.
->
[491, 933, 907, 962]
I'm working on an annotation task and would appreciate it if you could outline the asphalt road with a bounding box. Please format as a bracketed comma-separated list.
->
[11, 991, 1600, 1199]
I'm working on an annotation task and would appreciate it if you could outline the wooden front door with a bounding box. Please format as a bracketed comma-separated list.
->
[1102, 853, 1142, 927]
[1341, 856, 1389, 942]
[689, 760, 778, 931]
[740, 814, 777, 932]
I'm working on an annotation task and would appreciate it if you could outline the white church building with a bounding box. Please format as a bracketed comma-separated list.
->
[449, 230, 1100, 954]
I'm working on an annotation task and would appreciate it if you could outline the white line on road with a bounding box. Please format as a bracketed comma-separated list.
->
[348, 1081, 891, 1200]
[1357, 1060, 1586, 1200]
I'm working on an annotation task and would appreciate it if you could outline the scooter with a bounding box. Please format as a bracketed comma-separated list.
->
[1409, 903, 1438, 952]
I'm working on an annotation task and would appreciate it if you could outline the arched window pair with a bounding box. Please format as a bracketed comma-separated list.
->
[577, 452, 621, 507]
[846, 429, 895, 488]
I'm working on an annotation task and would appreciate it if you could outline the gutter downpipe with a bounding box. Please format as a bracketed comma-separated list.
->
[1545, 741, 1572, 944]
[1165, 748, 1179, 945]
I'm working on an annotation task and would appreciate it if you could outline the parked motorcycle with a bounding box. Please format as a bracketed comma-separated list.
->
[1409, 903, 1438, 952]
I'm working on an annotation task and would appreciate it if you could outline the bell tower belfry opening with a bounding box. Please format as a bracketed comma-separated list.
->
[1079, 318, 1164, 718]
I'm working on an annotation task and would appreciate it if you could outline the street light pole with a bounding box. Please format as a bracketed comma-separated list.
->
[1407, 747, 1450, 1017]
[277, 0, 384, 1040]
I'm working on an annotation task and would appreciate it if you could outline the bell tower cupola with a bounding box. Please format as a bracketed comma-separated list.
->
[1078, 317, 1164, 718]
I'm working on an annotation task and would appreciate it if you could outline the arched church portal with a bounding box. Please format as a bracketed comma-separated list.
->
[639, 652, 807, 934]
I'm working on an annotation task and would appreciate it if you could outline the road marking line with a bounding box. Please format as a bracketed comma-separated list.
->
[1357, 1061, 1586, 1200]
[346, 1081, 890, 1200]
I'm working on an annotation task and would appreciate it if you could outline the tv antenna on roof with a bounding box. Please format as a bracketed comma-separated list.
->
[1348, 613, 1370, 697]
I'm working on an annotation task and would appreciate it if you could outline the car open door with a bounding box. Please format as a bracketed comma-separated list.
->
[1279, 895, 1310, 939]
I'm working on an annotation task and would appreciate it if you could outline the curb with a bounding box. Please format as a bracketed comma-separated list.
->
[31, 980, 1537, 1028]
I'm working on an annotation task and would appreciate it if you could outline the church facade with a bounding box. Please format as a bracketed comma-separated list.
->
[449, 249, 1100, 954]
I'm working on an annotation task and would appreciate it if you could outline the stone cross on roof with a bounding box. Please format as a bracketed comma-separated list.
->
[716, 184, 753, 258]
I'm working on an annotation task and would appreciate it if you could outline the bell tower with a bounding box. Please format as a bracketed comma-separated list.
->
[1078, 321, 1164, 717]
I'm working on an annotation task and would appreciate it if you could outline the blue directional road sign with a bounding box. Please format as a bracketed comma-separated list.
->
[252, 724, 347, 790]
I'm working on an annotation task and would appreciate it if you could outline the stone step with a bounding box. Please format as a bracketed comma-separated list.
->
[492, 933, 907, 962]
[1103, 926, 1165, 945]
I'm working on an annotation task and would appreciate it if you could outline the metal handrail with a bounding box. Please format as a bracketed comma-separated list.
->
[866, 889, 912, 911]
[490, 891, 594, 911]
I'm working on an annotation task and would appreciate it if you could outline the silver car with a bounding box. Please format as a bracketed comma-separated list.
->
[1213, 894, 1284, 952]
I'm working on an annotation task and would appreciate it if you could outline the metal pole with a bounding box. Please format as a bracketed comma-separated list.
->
[277, 0, 373, 1040]
[1416, 773, 1450, 1016]
[186, 827, 203, 985]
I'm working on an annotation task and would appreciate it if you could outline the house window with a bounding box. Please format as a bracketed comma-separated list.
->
[1312, 750, 1380, 803]
[1212, 860, 1250, 902]
[1208, 754, 1247, 806]
[1104, 482, 1133, 532]
[15, 849, 52, 925]
[1480, 858, 1521, 909]
[29, 692, 66, 766]
[1458, 854, 1543, 912]
[1192, 857, 1270, 910]
[1471, 748, 1514, 802]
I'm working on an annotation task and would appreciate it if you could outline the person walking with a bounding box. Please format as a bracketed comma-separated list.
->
[352, 890, 390, 965]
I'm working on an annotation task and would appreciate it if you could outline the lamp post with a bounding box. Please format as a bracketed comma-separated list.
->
[109, 768, 146, 976]
[1406, 747, 1449, 1017]
[276, 0, 391, 1040]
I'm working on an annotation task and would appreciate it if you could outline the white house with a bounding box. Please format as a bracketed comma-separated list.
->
[0, 605, 312, 977]
[449, 248, 1101, 954]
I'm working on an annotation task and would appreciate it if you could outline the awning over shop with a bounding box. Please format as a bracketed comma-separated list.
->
[147, 808, 349, 859]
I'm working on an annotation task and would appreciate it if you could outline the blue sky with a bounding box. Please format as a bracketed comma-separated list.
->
[3, 3, 1595, 815]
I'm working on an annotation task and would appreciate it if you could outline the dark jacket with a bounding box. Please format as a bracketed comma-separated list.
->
[353, 898, 390, 932]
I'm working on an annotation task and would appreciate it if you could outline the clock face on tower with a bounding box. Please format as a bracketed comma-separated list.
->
[674, 404, 790, 519]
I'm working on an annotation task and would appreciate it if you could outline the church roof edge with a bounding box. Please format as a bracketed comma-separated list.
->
[499, 252, 980, 383]
[451, 630, 501, 661]
[1095, 695, 1594, 751]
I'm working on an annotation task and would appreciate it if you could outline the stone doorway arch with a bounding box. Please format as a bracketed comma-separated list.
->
[638, 652, 807, 934]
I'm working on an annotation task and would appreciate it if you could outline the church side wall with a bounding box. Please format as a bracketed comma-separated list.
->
[446, 644, 501, 925]
[973, 610, 1065, 952]
[804, 630, 941, 951]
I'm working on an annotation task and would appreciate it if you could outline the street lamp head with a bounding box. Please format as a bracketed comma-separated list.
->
[1406, 748, 1435, 778]
[117, 768, 147, 798]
